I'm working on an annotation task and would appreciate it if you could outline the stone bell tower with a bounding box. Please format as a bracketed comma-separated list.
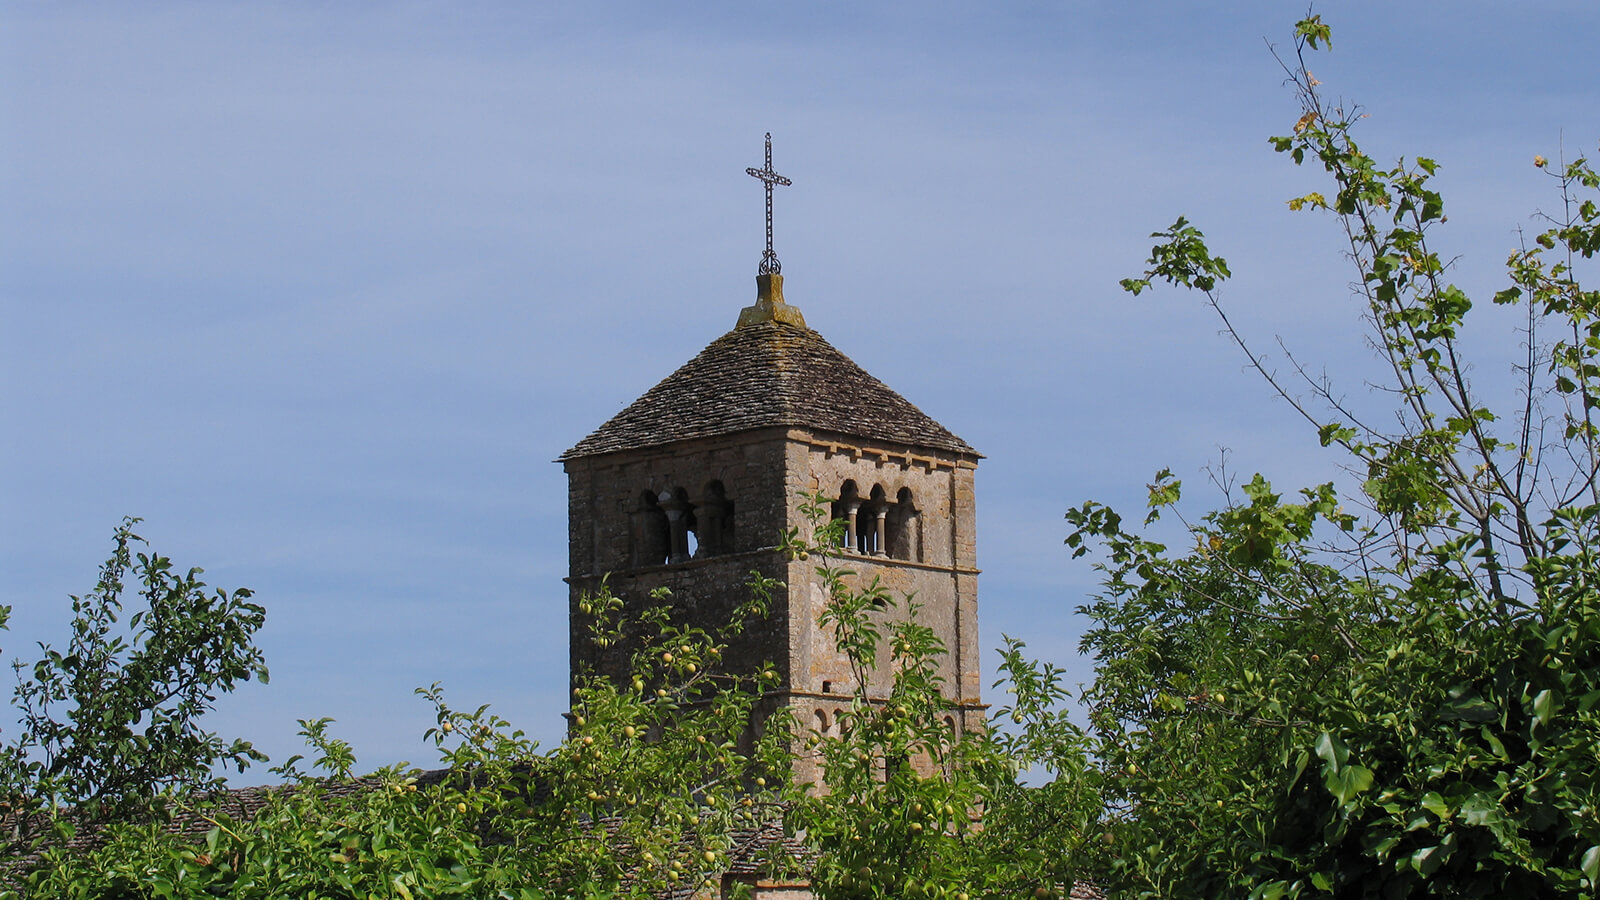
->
[559, 274, 983, 737]
[558, 137, 983, 765]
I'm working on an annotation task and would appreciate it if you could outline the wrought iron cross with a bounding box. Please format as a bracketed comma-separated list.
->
[745, 132, 792, 276]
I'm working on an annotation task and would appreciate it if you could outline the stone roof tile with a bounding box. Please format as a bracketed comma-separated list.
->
[562, 320, 977, 460]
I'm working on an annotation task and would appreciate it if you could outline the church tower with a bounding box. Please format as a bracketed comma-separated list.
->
[559, 138, 983, 766]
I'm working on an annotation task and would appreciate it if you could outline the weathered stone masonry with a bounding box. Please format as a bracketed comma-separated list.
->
[560, 273, 984, 781]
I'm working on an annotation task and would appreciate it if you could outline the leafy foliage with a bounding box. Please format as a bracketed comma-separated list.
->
[6, 501, 1103, 899]
[785, 494, 1100, 899]
[10, 573, 793, 899]
[9, 15, 1600, 899]
[1, 518, 267, 826]
[1089, 15, 1600, 898]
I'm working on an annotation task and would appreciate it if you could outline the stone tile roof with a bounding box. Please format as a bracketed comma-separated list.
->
[722, 815, 816, 878]
[0, 773, 450, 887]
[6, 783, 1100, 899]
[562, 320, 978, 460]
[610, 812, 815, 899]
[4, 780, 812, 900]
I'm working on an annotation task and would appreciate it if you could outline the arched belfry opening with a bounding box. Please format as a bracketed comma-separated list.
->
[627, 482, 740, 567]
[697, 480, 735, 557]
[862, 484, 889, 556]
[831, 480, 862, 551]
[659, 487, 696, 564]
[889, 486, 920, 562]
[825, 481, 921, 562]
[632, 490, 670, 567]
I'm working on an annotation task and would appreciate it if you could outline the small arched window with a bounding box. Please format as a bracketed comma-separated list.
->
[831, 481, 861, 551]
[658, 488, 696, 564]
[861, 485, 889, 556]
[888, 487, 920, 561]
[697, 480, 734, 557]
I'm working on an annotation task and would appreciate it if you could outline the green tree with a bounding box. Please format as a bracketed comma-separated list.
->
[785, 492, 1102, 900]
[21, 16, 1600, 898]
[1, 518, 268, 828]
[10, 501, 1106, 899]
[1089, 14, 1600, 898]
[10, 575, 792, 898]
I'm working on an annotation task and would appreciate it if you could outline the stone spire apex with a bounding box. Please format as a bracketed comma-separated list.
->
[736, 272, 806, 328]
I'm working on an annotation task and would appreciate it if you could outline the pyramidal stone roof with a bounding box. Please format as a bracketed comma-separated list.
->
[561, 275, 977, 461]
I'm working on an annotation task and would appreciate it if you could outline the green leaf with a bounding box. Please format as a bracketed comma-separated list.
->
[1313, 731, 1347, 771]
[1458, 791, 1500, 828]
[1480, 727, 1509, 761]
[1411, 832, 1457, 876]
[1294, 15, 1332, 49]
[1420, 792, 1450, 821]
[1250, 880, 1290, 900]
[1327, 764, 1374, 805]
[1440, 684, 1498, 723]
[1318, 422, 1356, 447]
[1531, 688, 1562, 727]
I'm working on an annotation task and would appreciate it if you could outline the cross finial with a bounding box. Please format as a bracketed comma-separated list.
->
[745, 132, 792, 276]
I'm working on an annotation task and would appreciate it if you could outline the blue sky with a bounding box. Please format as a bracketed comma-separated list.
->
[3, 1, 1596, 774]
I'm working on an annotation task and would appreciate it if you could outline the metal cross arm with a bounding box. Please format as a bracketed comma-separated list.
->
[746, 132, 791, 276]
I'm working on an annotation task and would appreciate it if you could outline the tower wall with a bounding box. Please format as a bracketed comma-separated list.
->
[560, 290, 983, 791]
[564, 427, 981, 725]
[564, 428, 796, 690]
[783, 435, 981, 715]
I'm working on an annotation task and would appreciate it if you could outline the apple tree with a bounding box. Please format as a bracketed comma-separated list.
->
[1, 517, 268, 830]
[785, 493, 1104, 900]
[10, 577, 792, 899]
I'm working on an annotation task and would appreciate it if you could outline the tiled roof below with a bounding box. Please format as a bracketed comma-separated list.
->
[5, 784, 1101, 899]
